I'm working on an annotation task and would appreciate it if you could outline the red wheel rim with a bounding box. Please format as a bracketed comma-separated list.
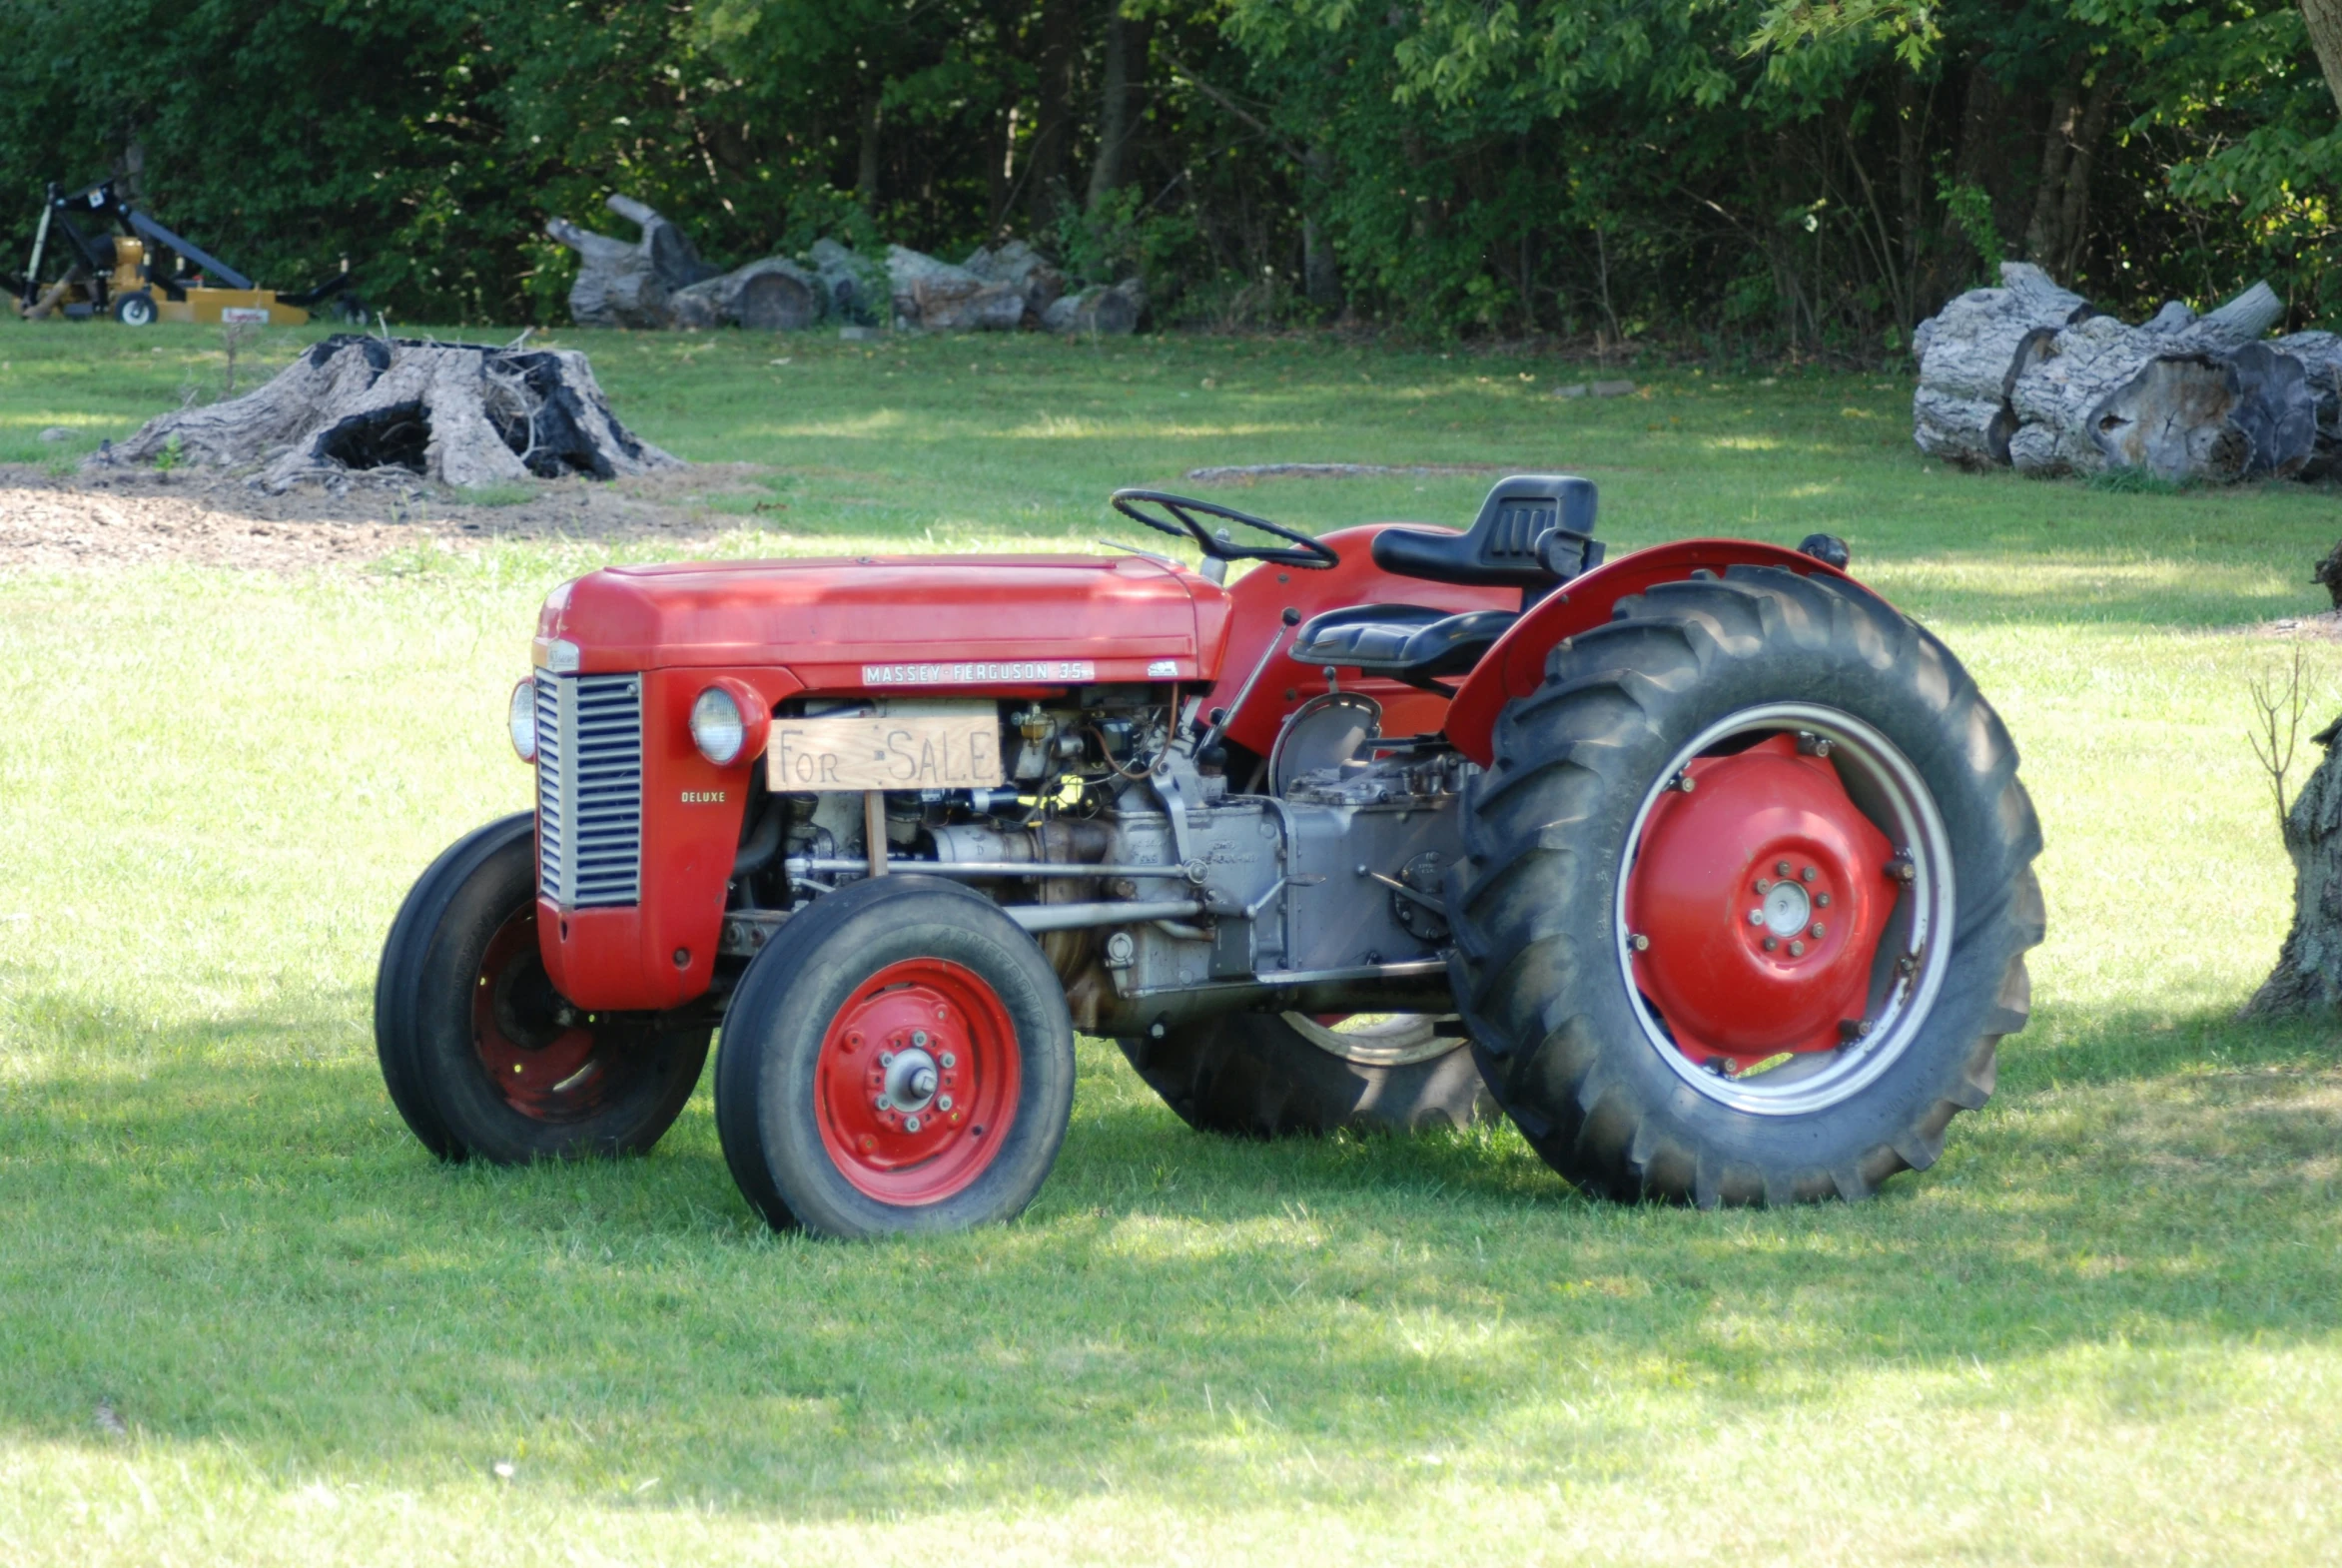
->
[1624, 733, 1894, 1075]
[471, 906, 618, 1121]
[815, 958, 1020, 1204]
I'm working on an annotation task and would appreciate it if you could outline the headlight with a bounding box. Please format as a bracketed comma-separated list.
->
[508, 677, 538, 763]
[690, 685, 747, 765]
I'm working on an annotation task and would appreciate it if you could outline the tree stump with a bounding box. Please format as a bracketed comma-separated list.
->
[95, 336, 677, 491]
[2243, 714, 2342, 1018]
[545, 195, 721, 330]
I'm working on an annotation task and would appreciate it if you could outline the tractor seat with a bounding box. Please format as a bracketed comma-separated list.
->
[1288, 604, 1519, 688]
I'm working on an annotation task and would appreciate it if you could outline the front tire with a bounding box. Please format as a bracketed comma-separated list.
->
[1448, 565, 2043, 1205]
[374, 814, 711, 1163]
[715, 877, 1076, 1237]
[1119, 1013, 1490, 1137]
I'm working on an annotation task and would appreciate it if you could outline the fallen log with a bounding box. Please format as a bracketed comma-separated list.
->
[1916, 273, 2325, 484]
[1044, 279, 1144, 336]
[545, 195, 721, 330]
[94, 336, 677, 492]
[964, 240, 1065, 328]
[668, 256, 821, 332]
[1912, 262, 2090, 469]
[2005, 283, 2310, 480]
[886, 245, 1025, 332]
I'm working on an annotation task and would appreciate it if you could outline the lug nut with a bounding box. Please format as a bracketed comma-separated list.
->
[1810, 922, 1826, 938]
[1816, 893, 1831, 908]
[1747, 909, 1765, 926]
[938, 1095, 955, 1112]
[1674, 773, 1696, 792]
[876, 1095, 893, 1112]
[878, 1051, 895, 1067]
[1628, 933, 1650, 952]
[1801, 865, 1817, 882]
[1789, 940, 1806, 957]
[905, 1116, 922, 1134]
[940, 1052, 957, 1069]
[1763, 937, 1778, 952]
[1776, 860, 1792, 877]
[912, 1031, 929, 1048]
[1754, 878, 1772, 893]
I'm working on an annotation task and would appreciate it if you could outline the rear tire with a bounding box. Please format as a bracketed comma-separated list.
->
[1448, 565, 2043, 1205]
[715, 876, 1076, 1237]
[375, 815, 710, 1163]
[1119, 1013, 1489, 1137]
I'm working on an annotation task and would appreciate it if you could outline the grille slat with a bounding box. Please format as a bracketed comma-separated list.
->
[534, 672, 642, 907]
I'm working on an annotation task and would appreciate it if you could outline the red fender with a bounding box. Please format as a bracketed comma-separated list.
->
[1207, 524, 1518, 761]
[1443, 539, 1860, 765]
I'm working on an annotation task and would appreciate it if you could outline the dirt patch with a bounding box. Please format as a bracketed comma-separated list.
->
[0, 461, 783, 572]
[2236, 610, 2342, 640]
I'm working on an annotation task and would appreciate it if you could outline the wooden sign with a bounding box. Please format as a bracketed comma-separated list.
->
[767, 712, 1004, 792]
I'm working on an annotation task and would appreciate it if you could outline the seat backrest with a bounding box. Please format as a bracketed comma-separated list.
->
[1369, 473, 1599, 589]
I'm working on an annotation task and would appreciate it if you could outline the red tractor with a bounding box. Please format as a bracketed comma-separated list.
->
[376, 476, 2042, 1235]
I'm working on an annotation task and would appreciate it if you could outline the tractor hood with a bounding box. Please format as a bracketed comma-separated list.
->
[533, 552, 1234, 689]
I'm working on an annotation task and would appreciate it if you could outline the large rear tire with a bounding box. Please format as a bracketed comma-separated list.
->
[375, 815, 711, 1163]
[1447, 564, 2043, 1205]
[715, 876, 1076, 1237]
[1118, 1013, 1490, 1137]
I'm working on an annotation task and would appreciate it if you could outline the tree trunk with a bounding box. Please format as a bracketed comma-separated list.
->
[857, 92, 883, 210]
[2301, 0, 2342, 115]
[2243, 713, 2342, 1017]
[2051, 73, 2119, 281]
[1301, 146, 1340, 312]
[1086, 0, 1131, 213]
[95, 337, 677, 492]
[1027, 0, 1082, 229]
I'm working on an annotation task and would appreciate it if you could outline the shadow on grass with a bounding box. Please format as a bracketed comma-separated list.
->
[3, 988, 2339, 1516]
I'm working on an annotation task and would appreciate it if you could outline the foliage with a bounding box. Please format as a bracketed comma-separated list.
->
[0, 0, 2336, 343]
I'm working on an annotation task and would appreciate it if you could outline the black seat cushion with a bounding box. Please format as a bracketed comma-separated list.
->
[1290, 603, 1518, 682]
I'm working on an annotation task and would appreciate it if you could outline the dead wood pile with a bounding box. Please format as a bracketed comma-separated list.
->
[1914, 262, 2338, 483]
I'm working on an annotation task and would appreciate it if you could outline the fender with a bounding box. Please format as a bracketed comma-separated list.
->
[1443, 538, 1859, 765]
[1208, 523, 1517, 762]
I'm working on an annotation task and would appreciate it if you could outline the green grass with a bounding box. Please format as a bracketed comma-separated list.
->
[4, 320, 2342, 1565]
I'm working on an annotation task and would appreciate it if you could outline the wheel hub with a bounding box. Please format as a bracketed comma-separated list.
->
[1625, 733, 1893, 1070]
[470, 907, 610, 1120]
[816, 960, 1017, 1202]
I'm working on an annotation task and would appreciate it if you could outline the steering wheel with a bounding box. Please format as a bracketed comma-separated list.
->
[1110, 489, 1339, 570]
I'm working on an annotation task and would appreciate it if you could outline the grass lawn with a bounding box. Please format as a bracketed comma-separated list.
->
[3, 320, 2341, 1565]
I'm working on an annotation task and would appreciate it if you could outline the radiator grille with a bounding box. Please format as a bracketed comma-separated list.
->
[534, 672, 643, 908]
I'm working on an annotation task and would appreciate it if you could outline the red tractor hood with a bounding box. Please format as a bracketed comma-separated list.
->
[534, 553, 1234, 689]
